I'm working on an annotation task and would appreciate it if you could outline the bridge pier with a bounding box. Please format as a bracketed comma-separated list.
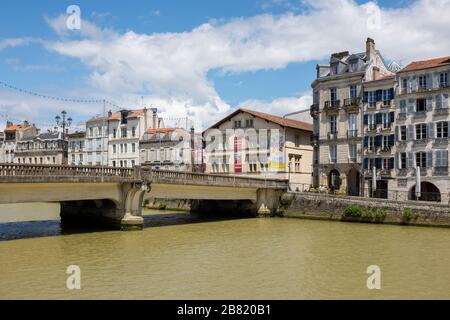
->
[60, 181, 151, 231]
[256, 188, 285, 216]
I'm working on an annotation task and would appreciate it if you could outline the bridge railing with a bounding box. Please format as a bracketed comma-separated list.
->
[0, 164, 288, 189]
[151, 169, 288, 189]
[0, 163, 134, 180]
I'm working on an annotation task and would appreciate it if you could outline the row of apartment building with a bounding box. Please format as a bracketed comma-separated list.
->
[311, 38, 450, 202]
[0, 106, 314, 191]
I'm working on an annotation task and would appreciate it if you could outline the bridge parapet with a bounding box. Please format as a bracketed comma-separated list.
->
[151, 169, 288, 189]
[0, 163, 135, 183]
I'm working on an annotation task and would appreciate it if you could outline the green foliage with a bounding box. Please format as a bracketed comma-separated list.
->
[158, 202, 167, 210]
[343, 205, 363, 218]
[375, 209, 387, 219]
[361, 208, 376, 219]
[402, 208, 413, 220]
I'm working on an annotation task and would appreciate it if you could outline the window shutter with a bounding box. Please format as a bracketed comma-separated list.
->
[407, 152, 414, 168]
[389, 134, 395, 147]
[375, 158, 382, 169]
[432, 72, 439, 88]
[426, 74, 432, 89]
[436, 94, 442, 109]
[395, 126, 399, 142]
[389, 157, 394, 170]
[444, 94, 449, 109]
[376, 113, 382, 124]
[364, 114, 368, 125]
[376, 90, 382, 102]
[427, 151, 433, 168]
[408, 98, 414, 112]
[428, 122, 435, 139]
[396, 152, 400, 169]
[389, 112, 395, 124]
[389, 88, 395, 99]
[408, 125, 415, 140]
[444, 150, 448, 167]
[426, 96, 433, 111]
[375, 135, 381, 147]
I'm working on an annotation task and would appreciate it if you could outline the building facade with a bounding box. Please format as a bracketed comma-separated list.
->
[204, 108, 313, 191]
[14, 131, 68, 165]
[108, 108, 164, 168]
[85, 116, 109, 166]
[311, 38, 395, 195]
[139, 127, 195, 171]
[68, 131, 86, 166]
[362, 75, 396, 198]
[1, 121, 39, 163]
[390, 56, 450, 202]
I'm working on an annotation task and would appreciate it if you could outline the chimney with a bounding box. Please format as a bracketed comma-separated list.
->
[158, 117, 163, 129]
[373, 66, 380, 81]
[143, 107, 148, 131]
[366, 37, 376, 62]
[23, 120, 29, 127]
[151, 108, 158, 129]
[108, 110, 112, 118]
[190, 126, 195, 172]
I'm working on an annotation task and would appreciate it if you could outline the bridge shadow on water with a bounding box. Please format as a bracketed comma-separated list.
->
[0, 211, 253, 242]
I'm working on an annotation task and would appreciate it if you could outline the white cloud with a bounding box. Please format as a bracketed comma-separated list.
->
[35, 0, 450, 127]
[0, 37, 37, 51]
[238, 94, 312, 117]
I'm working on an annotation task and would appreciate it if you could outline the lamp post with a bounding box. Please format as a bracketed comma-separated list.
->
[55, 110, 73, 140]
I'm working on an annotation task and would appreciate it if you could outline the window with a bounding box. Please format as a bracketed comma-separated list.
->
[416, 98, 426, 112]
[348, 114, 357, 137]
[402, 79, 408, 93]
[131, 160, 135, 167]
[399, 100, 406, 113]
[245, 119, 254, 128]
[113, 145, 116, 153]
[89, 127, 93, 137]
[295, 134, 301, 147]
[419, 75, 427, 89]
[234, 120, 242, 128]
[368, 91, 376, 107]
[113, 129, 117, 138]
[330, 64, 338, 75]
[80, 154, 83, 162]
[349, 144, 357, 161]
[382, 113, 391, 129]
[330, 115, 337, 134]
[72, 154, 75, 162]
[435, 150, 448, 167]
[132, 127, 136, 137]
[440, 72, 448, 88]
[437, 122, 448, 138]
[52, 157, 56, 164]
[400, 153, 407, 169]
[400, 126, 407, 141]
[350, 85, 357, 99]
[416, 124, 427, 140]
[112, 161, 116, 167]
[368, 136, 375, 151]
[416, 152, 427, 168]
[330, 88, 337, 103]
[329, 145, 337, 163]
[382, 158, 391, 170]
[121, 127, 127, 138]
[132, 143, 136, 153]
[350, 61, 358, 72]
[124, 144, 128, 153]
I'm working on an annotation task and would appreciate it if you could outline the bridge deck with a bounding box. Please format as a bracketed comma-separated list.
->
[0, 164, 288, 189]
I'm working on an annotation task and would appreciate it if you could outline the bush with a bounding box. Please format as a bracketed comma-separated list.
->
[361, 208, 376, 219]
[374, 209, 387, 219]
[343, 205, 363, 218]
[402, 208, 413, 220]
[158, 202, 167, 210]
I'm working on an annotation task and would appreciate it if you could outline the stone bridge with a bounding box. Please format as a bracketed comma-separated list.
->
[0, 164, 288, 230]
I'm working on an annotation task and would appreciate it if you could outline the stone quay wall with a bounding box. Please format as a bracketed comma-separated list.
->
[284, 192, 450, 228]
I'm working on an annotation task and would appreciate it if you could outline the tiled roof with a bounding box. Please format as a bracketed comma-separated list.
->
[399, 56, 450, 73]
[86, 117, 109, 124]
[208, 108, 313, 132]
[107, 109, 146, 121]
[5, 125, 22, 131]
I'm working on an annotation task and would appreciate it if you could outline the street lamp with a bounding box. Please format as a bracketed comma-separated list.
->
[55, 110, 73, 140]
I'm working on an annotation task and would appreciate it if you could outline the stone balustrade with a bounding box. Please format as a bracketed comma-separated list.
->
[0, 164, 288, 189]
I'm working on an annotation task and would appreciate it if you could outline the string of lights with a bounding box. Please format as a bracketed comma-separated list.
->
[0, 80, 121, 109]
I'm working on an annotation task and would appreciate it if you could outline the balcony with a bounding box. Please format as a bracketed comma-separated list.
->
[343, 98, 360, 112]
[367, 102, 377, 109]
[413, 138, 428, 147]
[413, 110, 427, 119]
[365, 146, 376, 154]
[347, 130, 358, 139]
[396, 168, 409, 177]
[310, 104, 319, 118]
[433, 108, 449, 117]
[380, 169, 392, 178]
[367, 124, 377, 133]
[380, 125, 393, 133]
[327, 132, 338, 140]
[433, 166, 449, 176]
[417, 85, 429, 93]
[433, 137, 449, 147]
[324, 100, 340, 113]
[379, 146, 392, 154]
[440, 82, 449, 89]
[381, 100, 392, 108]
[397, 112, 407, 121]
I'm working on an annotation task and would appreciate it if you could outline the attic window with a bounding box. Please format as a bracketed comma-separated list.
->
[330, 64, 338, 75]
[350, 60, 358, 72]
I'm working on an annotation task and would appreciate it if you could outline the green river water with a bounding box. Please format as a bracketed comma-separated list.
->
[0, 203, 449, 299]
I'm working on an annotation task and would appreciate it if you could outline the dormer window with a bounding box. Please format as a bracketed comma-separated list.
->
[330, 64, 338, 75]
[349, 60, 358, 72]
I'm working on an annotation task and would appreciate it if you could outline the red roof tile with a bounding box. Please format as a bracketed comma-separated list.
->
[400, 56, 450, 73]
[208, 108, 313, 132]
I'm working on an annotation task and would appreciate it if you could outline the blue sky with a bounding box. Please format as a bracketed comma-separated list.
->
[0, 0, 449, 129]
